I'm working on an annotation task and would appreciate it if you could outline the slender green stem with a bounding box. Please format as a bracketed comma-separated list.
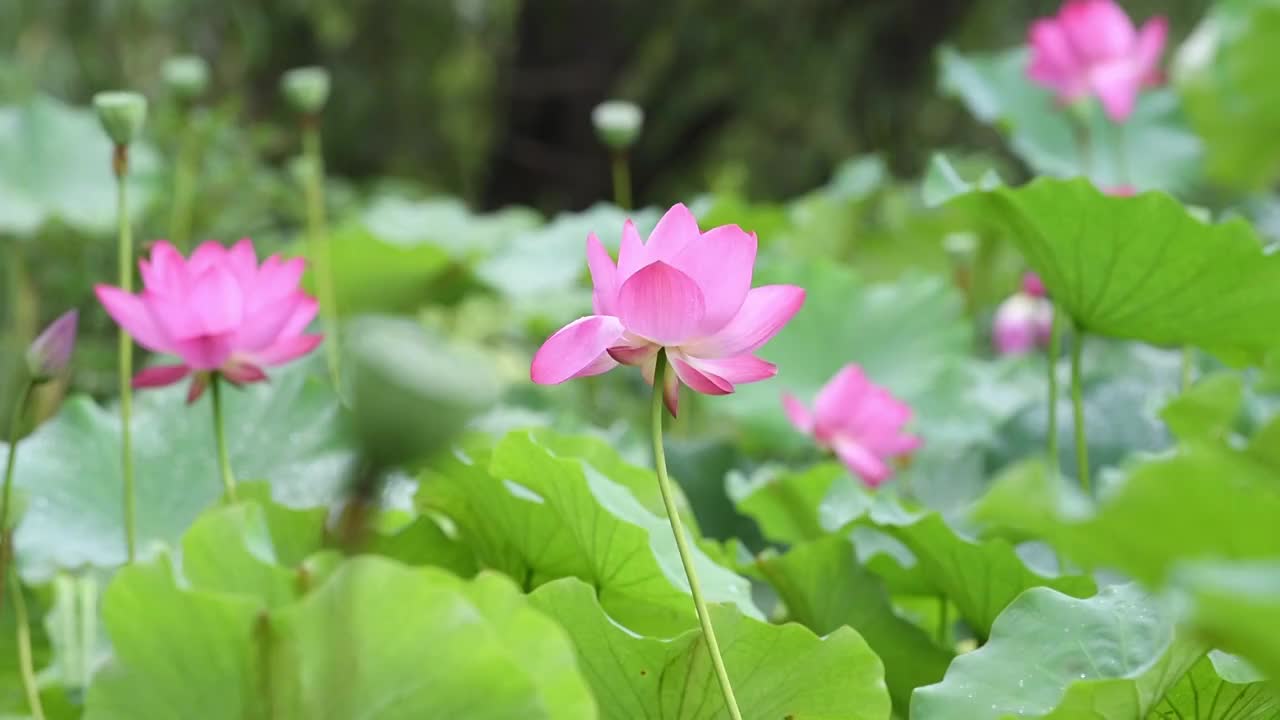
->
[1070, 115, 1092, 179]
[1113, 120, 1130, 188]
[168, 111, 199, 251]
[1181, 347, 1194, 391]
[114, 146, 137, 563]
[10, 567, 45, 720]
[301, 122, 341, 389]
[610, 151, 633, 210]
[1070, 328, 1090, 496]
[650, 352, 742, 720]
[1, 382, 32, 550]
[210, 375, 238, 504]
[1046, 309, 1062, 474]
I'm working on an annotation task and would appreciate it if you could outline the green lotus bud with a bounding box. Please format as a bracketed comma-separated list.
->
[346, 316, 502, 471]
[162, 55, 210, 100]
[26, 309, 78, 384]
[281, 66, 331, 114]
[592, 100, 644, 150]
[93, 91, 148, 146]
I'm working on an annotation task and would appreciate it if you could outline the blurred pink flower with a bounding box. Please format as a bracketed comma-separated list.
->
[531, 203, 805, 416]
[96, 239, 323, 403]
[782, 364, 921, 488]
[993, 273, 1054, 355]
[1027, 0, 1168, 122]
[1106, 185, 1137, 196]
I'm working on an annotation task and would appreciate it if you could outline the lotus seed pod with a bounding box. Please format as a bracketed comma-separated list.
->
[93, 91, 148, 145]
[281, 66, 331, 114]
[163, 55, 210, 100]
[591, 100, 644, 150]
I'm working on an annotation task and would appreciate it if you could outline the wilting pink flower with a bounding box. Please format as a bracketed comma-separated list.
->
[782, 364, 921, 487]
[1027, 0, 1168, 122]
[993, 273, 1054, 355]
[96, 239, 323, 403]
[530, 203, 805, 415]
[1105, 185, 1137, 197]
[26, 309, 78, 382]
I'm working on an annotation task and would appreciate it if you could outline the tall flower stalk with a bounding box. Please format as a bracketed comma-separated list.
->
[592, 100, 644, 210]
[1070, 327, 1090, 495]
[162, 55, 210, 250]
[209, 375, 238, 503]
[282, 67, 341, 389]
[650, 351, 742, 719]
[94, 91, 147, 563]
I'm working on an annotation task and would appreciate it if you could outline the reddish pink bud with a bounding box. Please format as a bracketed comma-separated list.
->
[26, 310, 78, 382]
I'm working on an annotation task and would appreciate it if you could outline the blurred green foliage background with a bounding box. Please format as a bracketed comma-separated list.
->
[0, 0, 1211, 211]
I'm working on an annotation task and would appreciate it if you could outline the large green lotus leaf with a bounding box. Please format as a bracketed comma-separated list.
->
[755, 535, 953, 713]
[270, 560, 596, 719]
[0, 94, 159, 236]
[85, 555, 596, 719]
[943, 176, 1280, 361]
[475, 203, 659, 303]
[4, 359, 356, 582]
[736, 462, 1094, 636]
[83, 554, 267, 719]
[973, 446, 1280, 587]
[366, 513, 478, 577]
[1176, 0, 1280, 190]
[418, 430, 759, 636]
[1154, 650, 1279, 719]
[528, 576, 891, 720]
[1174, 561, 1280, 682]
[179, 494, 328, 609]
[913, 584, 1202, 720]
[937, 46, 1202, 193]
[1158, 372, 1245, 445]
[311, 223, 452, 315]
[320, 197, 542, 314]
[717, 260, 974, 453]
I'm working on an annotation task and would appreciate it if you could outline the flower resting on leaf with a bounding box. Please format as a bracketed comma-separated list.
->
[96, 239, 323, 403]
[1027, 0, 1168, 122]
[993, 273, 1054, 355]
[530, 203, 805, 416]
[782, 364, 921, 488]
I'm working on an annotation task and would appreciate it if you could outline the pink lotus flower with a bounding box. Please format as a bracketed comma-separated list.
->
[993, 273, 1054, 355]
[782, 364, 921, 487]
[1027, 0, 1168, 122]
[530, 203, 805, 415]
[96, 239, 323, 402]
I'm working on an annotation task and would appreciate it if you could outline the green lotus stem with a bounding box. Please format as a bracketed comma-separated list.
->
[1046, 309, 1062, 473]
[1070, 115, 1092, 179]
[650, 351, 742, 720]
[610, 151, 633, 210]
[301, 120, 341, 388]
[210, 375, 238, 504]
[113, 145, 138, 563]
[1070, 328, 1090, 496]
[0, 381, 32, 615]
[1180, 347, 1194, 391]
[168, 116, 200, 250]
[10, 566, 45, 720]
[1113, 120, 1130, 188]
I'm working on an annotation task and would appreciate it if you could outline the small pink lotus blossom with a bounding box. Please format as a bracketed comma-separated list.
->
[782, 364, 921, 487]
[530, 203, 805, 415]
[96, 239, 323, 403]
[993, 273, 1054, 355]
[1106, 185, 1137, 197]
[1027, 0, 1168, 122]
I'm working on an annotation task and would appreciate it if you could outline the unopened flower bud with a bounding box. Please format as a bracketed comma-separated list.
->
[163, 55, 210, 101]
[592, 100, 644, 150]
[26, 310, 78, 383]
[93, 91, 148, 146]
[281, 67, 331, 115]
[1021, 272, 1047, 298]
